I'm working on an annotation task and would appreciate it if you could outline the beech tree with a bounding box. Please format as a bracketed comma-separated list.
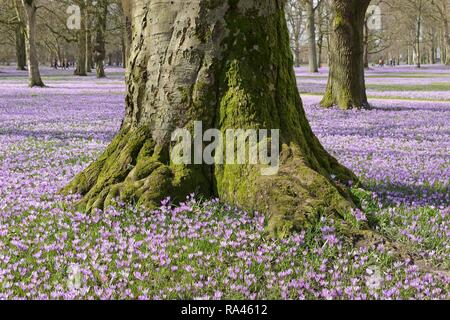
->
[0, 0, 27, 70]
[15, 24, 26, 70]
[321, 0, 371, 109]
[73, 0, 87, 76]
[64, 0, 360, 237]
[431, 0, 450, 65]
[21, 0, 44, 87]
[285, 0, 305, 67]
[93, 0, 107, 78]
[303, 0, 322, 73]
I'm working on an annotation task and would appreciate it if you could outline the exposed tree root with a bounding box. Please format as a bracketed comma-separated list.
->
[62, 126, 212, 212]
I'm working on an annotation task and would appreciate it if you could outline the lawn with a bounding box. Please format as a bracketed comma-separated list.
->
[0, 66, 448, 299]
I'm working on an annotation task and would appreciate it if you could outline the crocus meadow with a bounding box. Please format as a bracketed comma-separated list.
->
[0, 66, 448, 299]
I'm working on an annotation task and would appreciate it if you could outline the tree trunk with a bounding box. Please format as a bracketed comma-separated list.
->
[407, 46, 412, 65]
[316, 3, 324, 68]
[74, 2, 87, 76]
[294, 37, 301, 67]
[415, 18, 421, 68]
[430, 47, 435, 65]
[306, 0, 318, 73]
[94, 0, 107, 78]
[121, 34, 126, 67]
[444, 17, 450, 66]
[86, 29, 93, 72]
[15, 24, 26, 70]
[64, 0, 358, 237]
[363, 19, 369, 69]
[21, 0, 44, 87]
[123, 15, 132, 68]
[317, 37, 323, 68]
[321, 0, 370, 109]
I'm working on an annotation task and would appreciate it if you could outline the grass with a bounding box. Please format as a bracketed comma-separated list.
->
[301, 92, 450, 102]
[367, 83, 450, 92]
[1, 190, 447, 299]
[297, 73, 450, 80]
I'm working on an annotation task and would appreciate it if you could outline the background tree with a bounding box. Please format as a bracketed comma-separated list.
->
[363, 3, 392, 69]
[387, 0, 435, 68]
[321, 0, 371, 109]
[285, 0, 305, 67]
[93, 0, 107, 78]
[73, 0, 87, 75]
[303, 0, 323, 73]
[430, 0, 450, 65]
[64, 0, 359, 237]
[15, 23, 26, 70]
[0, 0, 27, 70]
[316, 0, 331, 68]
[20, 0, 44, 87]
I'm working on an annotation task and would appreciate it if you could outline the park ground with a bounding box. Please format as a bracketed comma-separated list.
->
[0, 65, 448, 299]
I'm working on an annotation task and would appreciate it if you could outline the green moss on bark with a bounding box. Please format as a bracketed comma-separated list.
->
[64, 1, 360, 238]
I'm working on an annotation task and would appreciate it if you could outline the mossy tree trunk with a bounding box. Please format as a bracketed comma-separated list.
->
[15, 23, 27, 71]
[321, 0, 370, 110]
[21, 0, 44, 87]
[65, 0, 359, 237]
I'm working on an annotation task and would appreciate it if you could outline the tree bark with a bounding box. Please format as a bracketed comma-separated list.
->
[86, 29, 93, 72]
[306, 0, 318, 73]
[321, 0, 370, 109]
[120, 0, 133, 68]
[94, 0, 107, 78]
[21, 0, 44, 87]
[363, 19, 369, 69]
[64, 0, 358, 237]
[294, 39, 301, 67]
[74, 2, 87, 76]
[444, 16, 450, 66]
[415, 17, 421, 68]
[15, 23, 26, 70]
[316, 3, 325, 68]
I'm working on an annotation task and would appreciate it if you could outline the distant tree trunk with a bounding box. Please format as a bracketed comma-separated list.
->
[429, 27, 436, 64]
[294, 39, 301, 67]
[407, 46, 412, 65]
[321, 0, 370, 109]
[306, 0, 318, 73]
[21, 0, 44, 87]
[64, 0, 358, 237]
[94, 0, 107, 78]
[15, 24, 26, 70]
[317, 36, 323, 68]
[86, 29, 93, 72]
[121, 35, 126, 67]
[444, 16, 450, 66]
[123, 15, 132, 68]
[121, 0, 132, 68]
[74, 2, 87, 76]
[363, 19, 369, 69]
[415, 17, 421, 68]
[316, 4, 325, 68]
